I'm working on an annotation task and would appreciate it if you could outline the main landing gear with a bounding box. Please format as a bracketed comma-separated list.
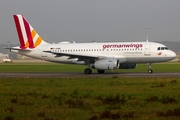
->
[84, 68, 105, 74]
[97, 70, 105, 74]
[147, 63, 153, 74]
[84, 68, 92, 74]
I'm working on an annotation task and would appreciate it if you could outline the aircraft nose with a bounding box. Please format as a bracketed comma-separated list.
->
[168, 50, 176, 59]
[171, 51, 176, 58]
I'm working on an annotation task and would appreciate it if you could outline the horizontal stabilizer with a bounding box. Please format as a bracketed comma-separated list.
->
[3, 47, 32, 51]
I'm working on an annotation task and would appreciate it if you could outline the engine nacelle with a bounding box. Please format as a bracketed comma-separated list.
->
[119, 63, 136, 69]
[93, 58, 120, 70]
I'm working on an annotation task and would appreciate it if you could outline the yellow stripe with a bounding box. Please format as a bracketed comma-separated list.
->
[34, 37, 42, 47]
[25, 41, 29, 47]
[31, 30, 36, 38]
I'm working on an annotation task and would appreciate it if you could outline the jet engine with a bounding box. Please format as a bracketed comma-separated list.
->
[93, 58, 120, 70]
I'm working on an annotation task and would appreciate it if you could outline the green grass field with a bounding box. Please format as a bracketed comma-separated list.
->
[0, 61, 180, 73]
[0, 62, 180, 120]
[1, 77, 180, 120]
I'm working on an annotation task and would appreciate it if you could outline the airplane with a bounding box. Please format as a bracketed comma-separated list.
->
[7, 14, 176, 74]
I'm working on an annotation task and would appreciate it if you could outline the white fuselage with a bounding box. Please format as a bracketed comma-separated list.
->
[11, 14, 177, 74]
[11, 41, 176, 64]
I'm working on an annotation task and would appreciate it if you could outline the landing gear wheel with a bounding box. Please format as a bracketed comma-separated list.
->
[97, 70, 105, 74]
[148, 69, 153, 74]
[84, 68, 92, 74]
[147, 63, 153, 74]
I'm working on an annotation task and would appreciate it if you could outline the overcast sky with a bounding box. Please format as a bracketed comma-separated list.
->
[0, 0, 180, 44]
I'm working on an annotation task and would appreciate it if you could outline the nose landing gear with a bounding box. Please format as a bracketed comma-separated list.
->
[147, 63, 153, 74]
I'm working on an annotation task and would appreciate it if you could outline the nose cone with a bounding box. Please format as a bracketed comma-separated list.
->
[171, 51, 176, 58]
[167, 50, 176, 60]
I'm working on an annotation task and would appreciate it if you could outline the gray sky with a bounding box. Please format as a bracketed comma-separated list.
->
[0, 0, 180, 44]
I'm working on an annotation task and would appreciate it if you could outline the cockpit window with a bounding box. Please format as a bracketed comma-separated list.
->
[157, 47, 169, 50]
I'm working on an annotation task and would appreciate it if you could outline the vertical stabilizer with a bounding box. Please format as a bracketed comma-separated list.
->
[13, 14, 46, 49]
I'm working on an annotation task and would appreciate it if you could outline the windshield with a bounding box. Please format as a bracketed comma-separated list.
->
[157, 47, 168, 50]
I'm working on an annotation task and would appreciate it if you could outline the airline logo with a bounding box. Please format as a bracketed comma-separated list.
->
[157, 52, 162, 55]
[13, 15, 42, 49]
[103, 43, 143, 49]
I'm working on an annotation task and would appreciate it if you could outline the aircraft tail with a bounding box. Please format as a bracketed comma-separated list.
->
[13, 14, 47, 49]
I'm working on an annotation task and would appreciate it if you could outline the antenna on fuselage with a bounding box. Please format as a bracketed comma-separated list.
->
[145, 28, 150, 42]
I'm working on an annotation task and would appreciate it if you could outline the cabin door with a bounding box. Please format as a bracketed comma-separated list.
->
[144, 44, 151, 56]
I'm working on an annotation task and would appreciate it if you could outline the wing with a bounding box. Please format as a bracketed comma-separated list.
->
[44, 50, 100, 63]
[44, 50, 126, 64]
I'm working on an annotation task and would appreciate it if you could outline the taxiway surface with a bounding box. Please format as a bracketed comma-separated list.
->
[0, 72, 180, 78]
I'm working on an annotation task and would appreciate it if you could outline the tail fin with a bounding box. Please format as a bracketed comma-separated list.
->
[13, 14, 46, 49]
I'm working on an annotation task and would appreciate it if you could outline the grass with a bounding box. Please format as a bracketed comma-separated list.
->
[0, 77, 180, 120]
[0, 61, 180, 119]
[0, 61, 180, 73]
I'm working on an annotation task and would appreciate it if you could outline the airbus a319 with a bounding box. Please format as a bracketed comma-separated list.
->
[7, 14, 176, 74]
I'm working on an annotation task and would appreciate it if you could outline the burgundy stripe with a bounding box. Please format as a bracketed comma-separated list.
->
[23, 17, 34, 48]
[13, 15, 26, 49]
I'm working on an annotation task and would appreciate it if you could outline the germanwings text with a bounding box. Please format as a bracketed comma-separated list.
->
[103, 43, 143, 49]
